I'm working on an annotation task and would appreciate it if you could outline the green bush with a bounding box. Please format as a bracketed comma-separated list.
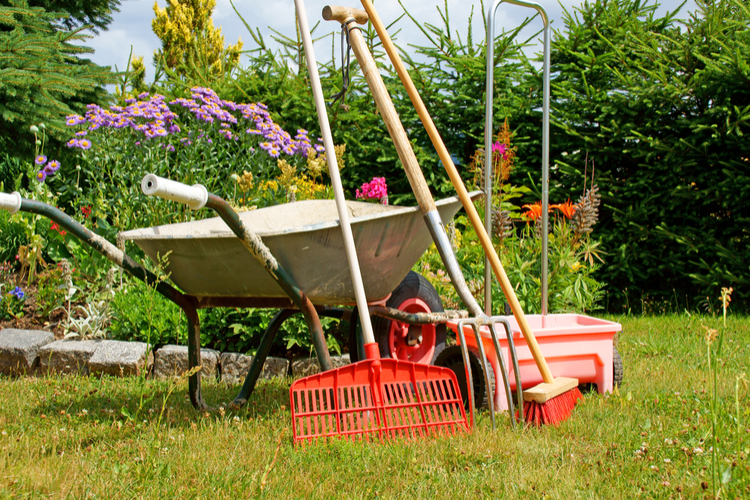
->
[528, 0, 750, 312]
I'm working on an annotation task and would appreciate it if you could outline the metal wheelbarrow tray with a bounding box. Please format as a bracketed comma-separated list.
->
[121, 194, 478, 305]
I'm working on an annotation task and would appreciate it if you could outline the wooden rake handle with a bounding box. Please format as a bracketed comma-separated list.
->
[323, 5, 437, 216]
[358, 0, 554, 384]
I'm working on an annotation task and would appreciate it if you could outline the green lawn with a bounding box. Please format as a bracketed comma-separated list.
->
[1, 314, 748, 498]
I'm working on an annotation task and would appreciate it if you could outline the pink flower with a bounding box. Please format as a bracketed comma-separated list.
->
[492, 141, 509, 161]
[356, 177, 388, 204]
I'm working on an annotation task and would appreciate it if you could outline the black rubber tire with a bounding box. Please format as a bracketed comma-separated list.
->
[613, 345, 623, 388]
[434, 345, 495, 411]
[369, 271, 447, 365]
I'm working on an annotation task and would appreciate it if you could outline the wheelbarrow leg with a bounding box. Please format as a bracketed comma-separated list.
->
[299, 294, 333, 372]
[232, 309, 296, 407]
[182, 300, 209, 411]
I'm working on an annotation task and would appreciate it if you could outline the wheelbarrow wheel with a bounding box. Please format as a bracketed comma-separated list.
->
[434, 345, 495, 411]
[346, 271, 446, 365]
[372, 271, 446, 365]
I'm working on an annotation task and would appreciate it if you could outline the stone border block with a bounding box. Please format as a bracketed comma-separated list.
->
[88, 340, 153, 377]
[37, 339, 101, 375]
[292, 354, 350, 377]
[0, 329, 55, 375]
[219, 352, 289, 384]
[153, 344, 219, 379]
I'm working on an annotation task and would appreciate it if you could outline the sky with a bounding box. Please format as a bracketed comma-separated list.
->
[83, 0, 699, 81]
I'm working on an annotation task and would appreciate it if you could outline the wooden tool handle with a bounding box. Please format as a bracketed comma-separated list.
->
[324, 8, 436, 214]
[359, 0, 554, 383]
[322, 5, 368, 25]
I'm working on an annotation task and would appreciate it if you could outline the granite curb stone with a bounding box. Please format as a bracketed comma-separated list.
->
[153, 344, 219, 379]
[0, 329, 55, 375]
[37, 339, 101, 375]
[220, 352, 289, 384]
[292, 354, 350, 377]
[88, 340, 154, 377]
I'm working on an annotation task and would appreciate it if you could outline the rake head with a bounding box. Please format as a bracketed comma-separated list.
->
[290, 358, 469, 444]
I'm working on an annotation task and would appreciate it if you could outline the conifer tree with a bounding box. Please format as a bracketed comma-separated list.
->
[0, 0, 115, 162]
[22, 0, 122, 34]
[152, 0, 243, 78]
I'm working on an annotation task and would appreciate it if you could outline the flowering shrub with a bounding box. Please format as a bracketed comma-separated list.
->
[356, 177, 388, 205]
[417, 121, 605, 314]
[60, 87, 334, 231]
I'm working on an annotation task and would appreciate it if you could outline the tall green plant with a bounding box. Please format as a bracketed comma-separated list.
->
[543, 0, 750, 312]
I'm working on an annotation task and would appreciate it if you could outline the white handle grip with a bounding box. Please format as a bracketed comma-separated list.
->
[0, 192, 22, 214]
[141, 174, 208, 210]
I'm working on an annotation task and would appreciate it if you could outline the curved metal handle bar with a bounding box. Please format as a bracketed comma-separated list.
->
[484, 0, 551, 316]
[12, 198, 212, 409]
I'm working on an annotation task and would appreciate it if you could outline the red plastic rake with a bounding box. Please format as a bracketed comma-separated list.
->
[291, 345, 468, 444]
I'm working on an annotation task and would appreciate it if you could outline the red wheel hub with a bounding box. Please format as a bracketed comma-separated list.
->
[387, 297, 436, 364]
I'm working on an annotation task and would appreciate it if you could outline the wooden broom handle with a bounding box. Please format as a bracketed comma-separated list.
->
[323, 6, 437, 215]
[358, 0, 554, 383]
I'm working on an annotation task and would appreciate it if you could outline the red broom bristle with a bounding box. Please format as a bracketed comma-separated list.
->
[522, 387, 582, 427]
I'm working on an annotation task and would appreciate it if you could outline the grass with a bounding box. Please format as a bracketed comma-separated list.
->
[0, 314, 748, 499]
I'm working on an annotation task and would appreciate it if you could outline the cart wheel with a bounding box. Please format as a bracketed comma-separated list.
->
[613, 345, 623, 388]
[580, 344, 625, 393]
[371, 271, 447, 365]
[434, 345, 495, 411]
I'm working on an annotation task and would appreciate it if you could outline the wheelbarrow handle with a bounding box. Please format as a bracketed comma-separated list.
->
[141, 174, 208, 210]
[0, 191, 22, 214]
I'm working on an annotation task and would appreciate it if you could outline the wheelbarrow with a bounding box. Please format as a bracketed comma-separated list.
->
[0, 184, 478, 411]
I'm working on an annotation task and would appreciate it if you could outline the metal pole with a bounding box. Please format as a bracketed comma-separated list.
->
[485, 0, 550, 316]
[294, 0, 376, 347]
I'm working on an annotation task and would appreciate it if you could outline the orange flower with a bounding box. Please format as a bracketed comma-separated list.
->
[550, 199, 577, 219]
[522, 201, 544, 221]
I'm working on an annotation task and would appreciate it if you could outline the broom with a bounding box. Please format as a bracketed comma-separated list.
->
[357, 0, 581, 425]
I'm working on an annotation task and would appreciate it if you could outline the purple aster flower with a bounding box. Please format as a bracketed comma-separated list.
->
[44, 160, 60, 176]
[138, 92, 150, 99]
[11, 286, 24, 300]
[35, 170, 47, 182]
[166, 144, 175, 152]
[65, 115, 86, 126]
[75, 131, 88, 137]
[66, 138, 79, 148]
[268, 148, 280, 158]
[78, 138, 92, 150]
[124, 98, 136, 104]
[34, 155, 47, 165]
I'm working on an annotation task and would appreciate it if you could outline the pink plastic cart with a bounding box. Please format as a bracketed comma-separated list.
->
[449, 314, 622, 411]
